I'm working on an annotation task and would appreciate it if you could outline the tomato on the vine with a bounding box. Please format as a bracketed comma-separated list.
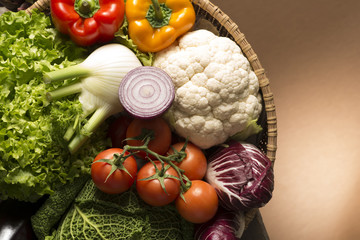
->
[91, 148, 137, 194]
[175, 180, 218, 223]
[168, 142, 207, 180]
[126, 117, 171, 159]
[136, 161, 180, 206]
[108, 114, 133, 148]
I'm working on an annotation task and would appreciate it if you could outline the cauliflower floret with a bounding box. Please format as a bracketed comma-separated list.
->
[153, 29, 262, 149]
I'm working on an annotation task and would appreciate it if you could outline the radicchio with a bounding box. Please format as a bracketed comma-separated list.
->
[194, 207, 245, 240]
[205, 141, 274, 211]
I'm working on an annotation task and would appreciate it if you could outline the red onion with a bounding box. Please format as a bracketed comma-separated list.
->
[118, 66, 175, 119]
[205, 141, 274, 211]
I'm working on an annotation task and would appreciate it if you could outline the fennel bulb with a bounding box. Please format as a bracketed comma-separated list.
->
[45, 43, 142, 153]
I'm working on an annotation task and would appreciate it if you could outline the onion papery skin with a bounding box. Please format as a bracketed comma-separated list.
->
[205, 141, 274, 211]
[119, 66, 175, 119]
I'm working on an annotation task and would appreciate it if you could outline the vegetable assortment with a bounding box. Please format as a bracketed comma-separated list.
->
[102, 117, 214, 209]
[0, 1, 274, 239]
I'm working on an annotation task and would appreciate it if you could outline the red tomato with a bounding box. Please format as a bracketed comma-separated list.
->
[136, 161, 180, 206]
[91, 148, 137, 194]
[108, 114, 133, 148]
[167, 142, 207, 180]
[175, 180, 218, 223]
[126, 117, 171, 159]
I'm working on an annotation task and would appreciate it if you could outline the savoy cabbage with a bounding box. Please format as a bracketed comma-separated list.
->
[45, 180, 194, 240]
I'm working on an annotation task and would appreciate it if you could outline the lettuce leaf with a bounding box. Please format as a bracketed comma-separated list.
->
[0, 10, 109, 202]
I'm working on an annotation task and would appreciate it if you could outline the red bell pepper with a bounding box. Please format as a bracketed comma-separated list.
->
[51, 0, 125, 46]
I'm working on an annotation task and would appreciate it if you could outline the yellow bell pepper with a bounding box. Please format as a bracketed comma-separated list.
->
[126, 0, 196, 52]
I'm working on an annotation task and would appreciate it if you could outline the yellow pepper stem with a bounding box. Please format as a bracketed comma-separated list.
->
[151, 0, 163, 21]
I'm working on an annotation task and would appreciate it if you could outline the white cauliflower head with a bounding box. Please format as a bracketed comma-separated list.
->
[153, 29, 262, 149]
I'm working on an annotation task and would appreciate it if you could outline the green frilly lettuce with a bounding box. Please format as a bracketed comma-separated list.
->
[0, 10, 109, 202]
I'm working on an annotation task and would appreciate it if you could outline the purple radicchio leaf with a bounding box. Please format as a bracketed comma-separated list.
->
[194, 207, 245, 240]
[205, 141, 274, 211]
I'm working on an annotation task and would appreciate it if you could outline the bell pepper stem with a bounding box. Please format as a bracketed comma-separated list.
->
[74, 0, 100, 18]
[151, 0, 163, 21]
[79, 0, 91, 15]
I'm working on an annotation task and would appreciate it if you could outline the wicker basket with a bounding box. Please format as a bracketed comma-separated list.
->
[25, 0, 277, 235]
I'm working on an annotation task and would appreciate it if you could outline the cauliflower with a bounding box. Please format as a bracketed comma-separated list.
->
[153, 29, 262, 149]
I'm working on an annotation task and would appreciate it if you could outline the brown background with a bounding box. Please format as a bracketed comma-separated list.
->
[210, 0, 360, 239]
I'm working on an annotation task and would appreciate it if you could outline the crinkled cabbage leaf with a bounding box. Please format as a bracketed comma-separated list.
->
[46, 181, 194, 240]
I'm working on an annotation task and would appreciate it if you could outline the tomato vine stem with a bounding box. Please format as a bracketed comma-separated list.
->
[110, 129, 191, 195]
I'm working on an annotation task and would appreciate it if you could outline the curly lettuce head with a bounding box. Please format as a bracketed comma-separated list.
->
[0, 10, 109, 202]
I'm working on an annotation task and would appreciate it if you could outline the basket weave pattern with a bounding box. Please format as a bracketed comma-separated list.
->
[25, 0, 277, 231]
